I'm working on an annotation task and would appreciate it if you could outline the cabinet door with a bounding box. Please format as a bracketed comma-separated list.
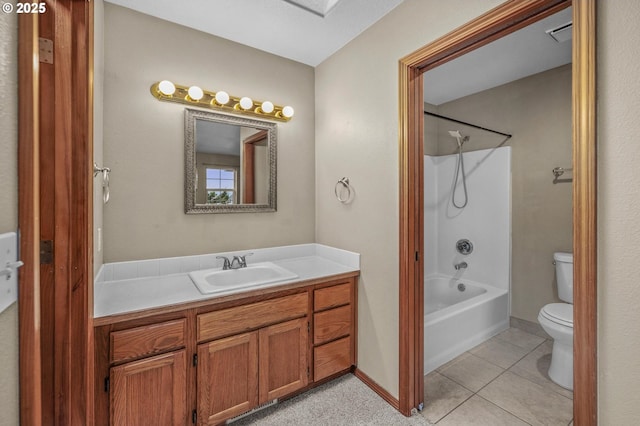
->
[197, 332, 259, 425]
[110, 350, 187, 426]
[259, 317, 309, 402]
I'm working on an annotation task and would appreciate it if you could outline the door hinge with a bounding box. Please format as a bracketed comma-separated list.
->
[307, 366, 310, 377]
[192, 409, 197, 424]
[193, 354, 198, 367]
[415, 251, 420, 262]
[38, 37, 53, 64]
[40, 240, 53, 264]
[104, 377, 110, 393]
[307, 321, 310, 333]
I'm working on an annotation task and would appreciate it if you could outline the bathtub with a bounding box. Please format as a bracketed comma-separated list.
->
[424, 275, 509, 373]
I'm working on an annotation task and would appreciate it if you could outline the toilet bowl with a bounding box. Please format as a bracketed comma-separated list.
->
[538, 252, 574, 390]
[538, 302, 573, 389]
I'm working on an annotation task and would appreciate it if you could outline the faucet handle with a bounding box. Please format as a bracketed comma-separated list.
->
[238, 252, 253, 267]
[216, 256, 231, 270]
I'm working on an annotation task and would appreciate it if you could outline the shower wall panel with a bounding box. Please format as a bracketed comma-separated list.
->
[424, 146, 511, 291]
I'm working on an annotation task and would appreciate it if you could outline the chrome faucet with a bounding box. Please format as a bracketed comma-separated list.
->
[454, 261, 468, 270]
[217, 253, 253, 270]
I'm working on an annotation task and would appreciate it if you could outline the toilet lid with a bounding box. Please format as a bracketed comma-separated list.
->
[541, 303, 573, 327]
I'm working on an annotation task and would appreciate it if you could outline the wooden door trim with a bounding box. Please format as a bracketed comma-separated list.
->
[242, 130, 267, 204]
[18, 12, 43, 426]
[398, 0, 596, 423]
[572, 1, 597, 423]
[18, 1, 94, 424]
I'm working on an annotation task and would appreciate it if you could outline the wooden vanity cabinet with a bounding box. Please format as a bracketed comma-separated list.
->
[312, 281, 356, 381]
[111, 350, 188, 426]
[95, 317, 191, 426]
[94, 275, 357, 426]
[196, 293, 309, 425]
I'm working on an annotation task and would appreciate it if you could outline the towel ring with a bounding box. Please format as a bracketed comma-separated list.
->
[335, 177, 352, 204]
[94, 163, 111, 204]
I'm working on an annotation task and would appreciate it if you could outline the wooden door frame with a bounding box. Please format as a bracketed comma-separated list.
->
[398, 0, 597, 424]
[241, 129, 268, 204]
[18, 1, 94, 425]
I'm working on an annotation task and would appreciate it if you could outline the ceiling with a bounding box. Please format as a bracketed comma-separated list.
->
[104, 1, 571, 105]
[423, 7, 572, 105]
[104, 0, 404, 67]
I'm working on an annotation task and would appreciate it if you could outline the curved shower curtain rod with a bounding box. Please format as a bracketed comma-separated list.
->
[424, 111, 512, 139]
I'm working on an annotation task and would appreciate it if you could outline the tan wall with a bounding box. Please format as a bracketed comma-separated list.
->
[103, 4, 315, 261]
[316, 0, 503, 399]
[0, 9, 19, 426]
[423, 102, 439, 156]
[434, 65, 573, 322]
[94, 0, 104, 274]
[598, 1, 640, 423]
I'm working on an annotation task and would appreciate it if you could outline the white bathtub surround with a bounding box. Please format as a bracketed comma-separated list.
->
[424, 147, 511, 372]
[424, 276, 509, 373]
[94, 243, 359, 318]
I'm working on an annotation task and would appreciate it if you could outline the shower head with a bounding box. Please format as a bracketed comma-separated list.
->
[448, 130, 469, 146]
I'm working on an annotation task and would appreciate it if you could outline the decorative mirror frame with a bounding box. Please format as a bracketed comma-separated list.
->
[184, 108, 277, 214]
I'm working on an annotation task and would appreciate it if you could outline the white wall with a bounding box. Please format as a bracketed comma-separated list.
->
[0, 8, 19, 426]
[597, 1, 640, 423]
[316, 0, 504, 399]
[425, 147, 511, 291]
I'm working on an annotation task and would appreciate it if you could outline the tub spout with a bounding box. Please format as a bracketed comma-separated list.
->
[454, 262, 468, 270]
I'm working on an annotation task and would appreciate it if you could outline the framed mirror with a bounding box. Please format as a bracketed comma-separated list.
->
[184, 108, 277, 213]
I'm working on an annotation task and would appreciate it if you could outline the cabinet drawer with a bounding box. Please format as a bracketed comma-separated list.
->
[314, 283, 351, 312]
[314, 336, 351, 381]
[198, 292, 308, 342]
[110, 318, 186, 363]
[314, 305, 351, 345]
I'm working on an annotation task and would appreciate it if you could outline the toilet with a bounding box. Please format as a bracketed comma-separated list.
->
[538, 252, 574, 390]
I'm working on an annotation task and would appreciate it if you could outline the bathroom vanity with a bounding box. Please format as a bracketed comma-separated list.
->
[93, 245, 359, 425]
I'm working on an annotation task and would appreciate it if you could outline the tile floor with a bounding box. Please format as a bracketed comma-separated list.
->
[422, 327, 573, 426]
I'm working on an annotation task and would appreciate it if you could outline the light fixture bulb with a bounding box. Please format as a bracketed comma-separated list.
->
[188, 86, 204, 101]
[282, 106, 295, 118]
[239, 97, 253, 110]
[158, 80, 175, 96]
[214, 91, 230, 105]
[261, 101, 274, 114]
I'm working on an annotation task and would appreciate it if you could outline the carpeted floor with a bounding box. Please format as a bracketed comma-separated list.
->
[231, 374, 429, 425]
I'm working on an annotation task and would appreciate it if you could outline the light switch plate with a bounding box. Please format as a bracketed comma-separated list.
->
[0, 232, 20, 314]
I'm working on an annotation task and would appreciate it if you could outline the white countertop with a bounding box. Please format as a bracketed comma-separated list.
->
[94, 244, 359, 320]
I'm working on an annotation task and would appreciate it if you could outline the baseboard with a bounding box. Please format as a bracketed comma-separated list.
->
[510, 316, 551, 339]
[353, 368, 400, 410]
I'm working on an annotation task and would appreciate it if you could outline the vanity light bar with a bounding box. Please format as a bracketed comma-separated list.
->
[150, 81, 294, 122]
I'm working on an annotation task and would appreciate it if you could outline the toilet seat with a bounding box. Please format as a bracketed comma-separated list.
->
[540, 303, 573, 328]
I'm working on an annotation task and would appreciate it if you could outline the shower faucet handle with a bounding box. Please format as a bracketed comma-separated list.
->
[456, 239, 473, 255]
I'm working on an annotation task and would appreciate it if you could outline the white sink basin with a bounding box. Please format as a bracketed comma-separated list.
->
[188, 261, 298, 294]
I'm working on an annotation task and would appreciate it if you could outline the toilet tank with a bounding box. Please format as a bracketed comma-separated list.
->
[554, 252, 573, 303]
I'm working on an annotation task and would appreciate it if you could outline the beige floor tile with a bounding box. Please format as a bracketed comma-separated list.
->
[469, 336, 530, 369]
[422, 371, 473, 424]
[438, 353, 504, 392]
[436, 351, 472, 373]
[478, 371, 573, 426]
[437, 395, 529, 426]
[510, 340, 574, 400]
[496, 327, 546, 351]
